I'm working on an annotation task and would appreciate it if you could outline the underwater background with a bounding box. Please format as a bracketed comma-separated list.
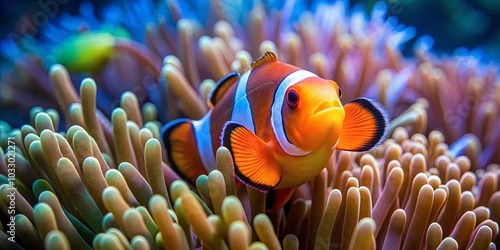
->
[0, 0, 499, 249]
[2, 0, 500, 55]
[2, 0, 500, 126]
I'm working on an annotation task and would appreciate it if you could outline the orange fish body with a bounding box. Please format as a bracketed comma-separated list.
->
[162, 52, 389, 208]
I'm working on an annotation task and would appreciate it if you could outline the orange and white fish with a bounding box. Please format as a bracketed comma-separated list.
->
[161, 52, 389, 209]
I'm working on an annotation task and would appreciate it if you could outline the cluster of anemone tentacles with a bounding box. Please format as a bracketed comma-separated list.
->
[1, 0, 499, 167]
[0, 0, 499, 249]
[0, 67, 499, 249]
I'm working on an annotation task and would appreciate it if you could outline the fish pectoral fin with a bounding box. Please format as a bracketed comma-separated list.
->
[160, 119, 207, 184]
[221, 121, 281, 193]
[336, 98, 390, 152]
[208, 71, 240, 108]
[266, 187, 297, 212]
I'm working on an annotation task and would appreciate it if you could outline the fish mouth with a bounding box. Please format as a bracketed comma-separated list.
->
[310, 107, 342, 121]
[313, 100, 342, 115]
[297, 100, 343, 132]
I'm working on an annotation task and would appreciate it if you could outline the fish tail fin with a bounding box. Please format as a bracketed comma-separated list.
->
[161, 118, 207, 184]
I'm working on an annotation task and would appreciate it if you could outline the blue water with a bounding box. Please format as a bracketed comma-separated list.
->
[1, 0, 499, 58]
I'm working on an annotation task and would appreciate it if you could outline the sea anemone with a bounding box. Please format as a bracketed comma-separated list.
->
[0, 0, 499, 249]
[2, 0, 499, 168]
[0, 79, 499, 249]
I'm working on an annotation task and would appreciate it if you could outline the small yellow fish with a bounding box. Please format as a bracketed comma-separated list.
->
[161, 52, 389, 210]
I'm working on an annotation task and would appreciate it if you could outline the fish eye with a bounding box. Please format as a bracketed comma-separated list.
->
[338, 86, 342, 98]
[287, 89, 299, 108]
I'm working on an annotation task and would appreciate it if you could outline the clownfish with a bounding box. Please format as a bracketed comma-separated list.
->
[161, 52, 389, 210]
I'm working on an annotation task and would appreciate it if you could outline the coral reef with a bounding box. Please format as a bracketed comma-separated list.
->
[0, 0, 499, 249]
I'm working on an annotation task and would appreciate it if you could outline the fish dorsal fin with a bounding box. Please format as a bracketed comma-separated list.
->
[245, 51, 277, 72]
[208, 71, 240, 108]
